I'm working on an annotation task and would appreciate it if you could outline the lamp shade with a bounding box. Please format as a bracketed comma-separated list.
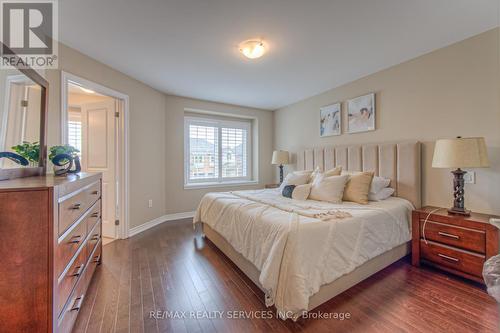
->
[432, 137, 489, 169]
[272, 150, 289, 165]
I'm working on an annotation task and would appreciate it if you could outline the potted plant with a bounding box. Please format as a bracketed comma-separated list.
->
[49, 144, 80, 175]
[11, 141, 40, 167]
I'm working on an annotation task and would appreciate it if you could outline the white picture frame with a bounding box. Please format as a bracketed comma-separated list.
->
[320, 102, 341, 137]
[347, 93, 375, 134]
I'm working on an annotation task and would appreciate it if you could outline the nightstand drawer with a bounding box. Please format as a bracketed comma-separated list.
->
[420, 220, 485, 253]
[420, 240, 485, 278]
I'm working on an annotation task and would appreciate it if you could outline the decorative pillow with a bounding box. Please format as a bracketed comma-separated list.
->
[282, 185, 296, 198]
[370, 176, 391, 194]
[291, 184, 312, 200]
[343, 171, 375, 204]
[309, 174, 349, 203]
[368, 187, 395, 201]
[279, 171, 311, 191]
[310, 166, 342, 184]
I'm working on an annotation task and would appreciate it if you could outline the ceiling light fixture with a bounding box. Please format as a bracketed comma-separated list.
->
[239, 40, 266, 59]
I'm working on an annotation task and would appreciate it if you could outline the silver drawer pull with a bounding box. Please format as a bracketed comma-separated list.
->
[94, 254, 101, 263]
[71, 203, 81, 210]
[91, 212, 99, 218]
[438, 231, 460, 240]
[68, 235, 82, 244]
[438, 253, 459, 262]
[91, 190, 99, 195]
[91, 234, 100, 241]
[69, 264, 84, 277]
[71, 295, 85, 311]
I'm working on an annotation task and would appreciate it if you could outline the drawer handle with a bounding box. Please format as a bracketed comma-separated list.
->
[91, 190, 99, 195]
[438, 231, 460, 240]
[68, 235, 82, 244]
[94, 254, 101, 263]
[91, 234, 100, 241]
[69, 264, 84, 277]
[91, 212, 99, 218]
[438, 253, 459, 263]
[71, 295, 85, 311]
[71, 203, 82, 210]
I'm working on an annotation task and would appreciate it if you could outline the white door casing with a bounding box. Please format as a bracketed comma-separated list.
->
[81, 100, 117, 238]
[61, 71, 130, 240]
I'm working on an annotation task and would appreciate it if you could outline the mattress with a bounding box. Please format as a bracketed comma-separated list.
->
[194, 189, 413, 320]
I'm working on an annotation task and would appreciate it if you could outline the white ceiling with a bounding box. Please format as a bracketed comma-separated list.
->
[59, 0, 499, 110]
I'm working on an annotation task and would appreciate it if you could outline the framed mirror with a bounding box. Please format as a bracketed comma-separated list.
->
[0, 43, 48, 180]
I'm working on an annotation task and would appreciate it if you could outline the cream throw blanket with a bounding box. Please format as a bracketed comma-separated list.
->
[194, 189, 412, 320]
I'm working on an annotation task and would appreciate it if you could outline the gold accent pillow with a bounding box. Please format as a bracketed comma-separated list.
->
[343, 171, 375, 204]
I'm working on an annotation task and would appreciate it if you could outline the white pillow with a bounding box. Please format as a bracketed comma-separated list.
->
[279, 171, 311, 191]
[368, 187, 395, 201]
[291, 184, 312, 201]
[370, 176, 391, 194]
[309, 174, 349, 203]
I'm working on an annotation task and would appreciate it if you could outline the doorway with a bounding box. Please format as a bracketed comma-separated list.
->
[61, 72, 129, 241]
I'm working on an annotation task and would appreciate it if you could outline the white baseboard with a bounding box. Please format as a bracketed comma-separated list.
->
[128, 211, 196, 238]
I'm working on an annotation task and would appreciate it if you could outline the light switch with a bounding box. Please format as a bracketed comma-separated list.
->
[464, 171, 475, 184]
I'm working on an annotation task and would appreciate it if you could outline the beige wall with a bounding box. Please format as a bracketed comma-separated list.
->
[274, 28, 500, 215]
[43, 43, 273, 229]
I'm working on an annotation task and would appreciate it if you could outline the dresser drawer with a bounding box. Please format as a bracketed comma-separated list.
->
[86, 240, 102, 286]
[56, 245, 87, 317]
[420, 240, 485, 278]
[58, 265, 88, 333]
[58, 181, 101, 235]
[55, 217, 87, 279]
[86, 200, 101, 233]
[87, 220, 102, 258]
[420, 220, 485, 253]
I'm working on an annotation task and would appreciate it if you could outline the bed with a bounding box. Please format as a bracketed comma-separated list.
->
[194, 141, 421, 320]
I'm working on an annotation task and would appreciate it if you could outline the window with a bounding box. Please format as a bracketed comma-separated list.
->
[68, 109, 82, 156]
[184, 115, 252, 186]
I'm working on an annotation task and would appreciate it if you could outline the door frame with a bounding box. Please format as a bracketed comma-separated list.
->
[61, 71, 130, 239]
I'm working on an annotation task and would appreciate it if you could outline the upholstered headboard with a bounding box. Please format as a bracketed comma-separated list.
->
[295, 141, 422, 208]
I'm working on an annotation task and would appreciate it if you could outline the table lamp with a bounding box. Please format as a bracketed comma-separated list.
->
[272, 150, 289, 184]
[432, 137, 489, 216]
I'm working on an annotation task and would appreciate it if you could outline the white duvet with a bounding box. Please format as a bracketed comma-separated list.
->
[193, 189, 413, 320]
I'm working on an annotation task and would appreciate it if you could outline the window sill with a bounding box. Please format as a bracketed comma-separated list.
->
[184, 180, 259, 190]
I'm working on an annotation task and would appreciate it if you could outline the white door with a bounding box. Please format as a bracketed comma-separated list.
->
[80, 100, 117, 239]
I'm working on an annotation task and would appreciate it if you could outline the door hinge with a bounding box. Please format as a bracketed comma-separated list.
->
[21, 100, 28, 107]
[115, 111, 120, 118]
[115, 219, 120, 225]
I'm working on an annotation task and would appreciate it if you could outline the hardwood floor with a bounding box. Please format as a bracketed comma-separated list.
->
[73, 218, 499, 333]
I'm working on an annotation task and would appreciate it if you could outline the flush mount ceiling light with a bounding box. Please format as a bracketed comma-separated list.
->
[239, 40, 266, 59]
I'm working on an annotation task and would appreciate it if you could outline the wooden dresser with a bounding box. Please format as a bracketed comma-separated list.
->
[412, 206, 500, 283]
[0, 173, 102, 333]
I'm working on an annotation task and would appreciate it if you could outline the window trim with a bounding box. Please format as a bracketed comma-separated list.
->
[184, 115, 252, 187]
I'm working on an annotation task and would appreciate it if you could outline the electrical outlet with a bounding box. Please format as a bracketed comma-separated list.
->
[148, 199, 153, 208]
[464, 171, 475, 184]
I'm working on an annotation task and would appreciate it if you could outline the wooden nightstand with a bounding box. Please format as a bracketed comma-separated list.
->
[265, 184, 280, 189]
[412, 206, 500, 284]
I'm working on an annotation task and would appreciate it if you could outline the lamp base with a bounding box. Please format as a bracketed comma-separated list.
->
[447, 207, 471, 217]
[449, 168, 470, 217]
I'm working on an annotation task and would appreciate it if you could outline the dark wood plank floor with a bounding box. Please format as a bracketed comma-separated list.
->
[73, 218, 500, 333]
